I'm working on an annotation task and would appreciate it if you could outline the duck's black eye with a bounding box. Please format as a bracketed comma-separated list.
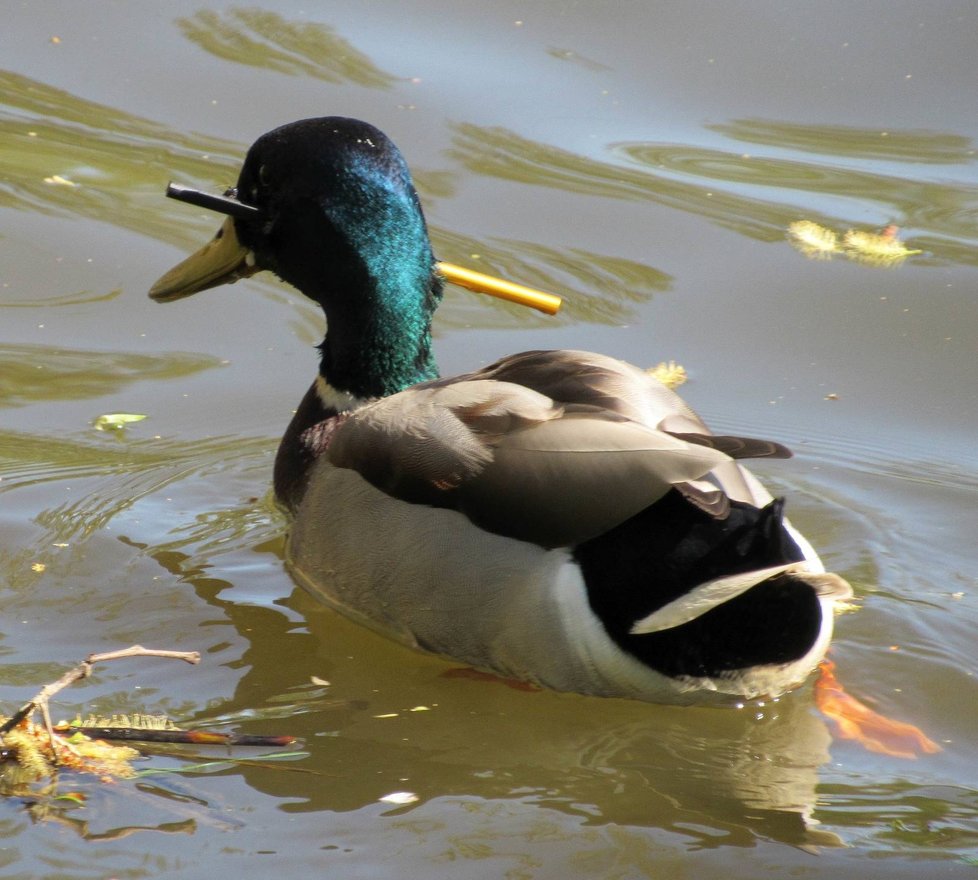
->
[245, 164, 273, 204]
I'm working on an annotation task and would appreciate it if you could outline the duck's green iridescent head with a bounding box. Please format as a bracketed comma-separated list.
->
[150, 117, 443, 399]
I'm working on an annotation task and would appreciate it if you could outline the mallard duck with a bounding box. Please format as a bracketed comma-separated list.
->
[149, 117, 851, 704]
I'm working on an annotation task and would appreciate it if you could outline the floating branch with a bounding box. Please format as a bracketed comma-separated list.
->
[1, 645, 295, 786]
[1, 646, 199, 742]
[60, 722, 296, 748]
[0, 646, 200, 782]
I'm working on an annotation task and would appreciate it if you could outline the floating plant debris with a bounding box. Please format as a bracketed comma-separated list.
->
[787, 220, 840, 258]
[92, 412, 148, 432]
[647, 360, 688, 390]
[788, 221, 921, 266]
[843, 225, 922, 265]
[0, 645, 296, 790]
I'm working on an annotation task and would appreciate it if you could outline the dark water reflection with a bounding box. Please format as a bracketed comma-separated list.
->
[0, 71, 240, 245]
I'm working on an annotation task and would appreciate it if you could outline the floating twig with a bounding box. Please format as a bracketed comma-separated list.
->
[62, 726, 296, 748]
[1, 646, 199, 741]
[2, 645, 299, 787]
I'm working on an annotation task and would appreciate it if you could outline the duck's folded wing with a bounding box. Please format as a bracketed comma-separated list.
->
[326, 380, 558, 505]
[327, 379, 729, 547]
[450, 349, 789, 507]
[454, 412, 730, 547]
[457, 349, 703, 430]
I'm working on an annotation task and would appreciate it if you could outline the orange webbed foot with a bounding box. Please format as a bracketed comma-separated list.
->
[814, 659, 942, 759]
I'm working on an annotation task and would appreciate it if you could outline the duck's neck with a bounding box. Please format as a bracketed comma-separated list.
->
[317, 270, 441, 400]
[303, 180, 443, 399]
[275, 269, 440, 508]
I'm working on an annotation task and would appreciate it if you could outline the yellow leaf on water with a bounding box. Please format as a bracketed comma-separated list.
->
[647, 361, 687, 390]
[843, 227, 922, 265]
[787, 221, 840, 258]
[788, 220, 921, 267]
[92, 413, 148, 431]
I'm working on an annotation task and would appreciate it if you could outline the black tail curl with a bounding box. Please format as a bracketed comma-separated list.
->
[574, 490, 820, 677]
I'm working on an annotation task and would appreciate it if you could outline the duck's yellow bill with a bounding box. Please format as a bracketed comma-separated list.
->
[437, 262, 562, 315]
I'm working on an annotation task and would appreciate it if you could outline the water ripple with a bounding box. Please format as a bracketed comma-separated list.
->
[448, 123, 978, 265]
[176, 9, 398, 88]
[0, 344, 223, 408]
[709, 119, 978, 166]
[0, 430, 274, 544]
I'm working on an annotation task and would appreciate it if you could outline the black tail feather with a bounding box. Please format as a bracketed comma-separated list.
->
[574, 490, 820, 678]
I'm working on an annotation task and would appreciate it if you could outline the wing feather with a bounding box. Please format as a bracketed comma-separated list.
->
[327, 350, 795, 547]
